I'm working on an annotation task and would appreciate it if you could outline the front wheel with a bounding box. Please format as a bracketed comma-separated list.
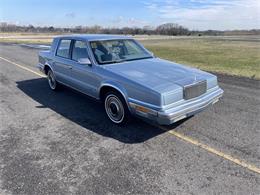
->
[104, 91, 130, 125]
[47, 69, 59, 91]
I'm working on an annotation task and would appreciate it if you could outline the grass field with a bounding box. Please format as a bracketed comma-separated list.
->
[0, 34, 259, 79]
[142, 37, 260, 79]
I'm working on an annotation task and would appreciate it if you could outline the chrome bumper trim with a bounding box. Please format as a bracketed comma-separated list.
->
[157, 87, 223, 124]
[129, 87, 223, 125]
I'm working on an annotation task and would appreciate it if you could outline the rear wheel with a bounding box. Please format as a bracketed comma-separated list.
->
[47, 69, 58, 91]
[104, 91, 130, 125]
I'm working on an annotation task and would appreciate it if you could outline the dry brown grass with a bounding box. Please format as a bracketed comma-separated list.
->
[1, 33, 259, 79]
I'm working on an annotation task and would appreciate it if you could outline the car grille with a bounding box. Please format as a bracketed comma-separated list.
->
[184, 80, 207, 100]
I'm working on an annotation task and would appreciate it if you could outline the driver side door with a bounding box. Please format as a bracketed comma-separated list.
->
[69, 40, 99, 98]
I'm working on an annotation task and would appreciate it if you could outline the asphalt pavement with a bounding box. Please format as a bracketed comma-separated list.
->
[0, 43, 259, 195]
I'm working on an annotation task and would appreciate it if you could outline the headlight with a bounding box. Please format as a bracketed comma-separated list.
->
[207, 76, 218, 89]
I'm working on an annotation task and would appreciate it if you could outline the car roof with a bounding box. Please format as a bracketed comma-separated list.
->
[55, 34, 133, 41]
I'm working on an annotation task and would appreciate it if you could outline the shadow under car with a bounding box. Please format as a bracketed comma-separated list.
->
[16, 78, 189, 144]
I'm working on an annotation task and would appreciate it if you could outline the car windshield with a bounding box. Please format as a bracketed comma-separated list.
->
[90, 39, 153, 65]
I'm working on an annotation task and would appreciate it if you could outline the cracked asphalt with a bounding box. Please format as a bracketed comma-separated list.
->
[0, 43, 259, 194]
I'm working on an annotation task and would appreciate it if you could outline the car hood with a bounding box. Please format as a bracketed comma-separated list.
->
[104, 58, 214, 93]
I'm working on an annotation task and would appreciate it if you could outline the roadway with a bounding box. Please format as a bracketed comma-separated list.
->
[0, 43, 259, 194]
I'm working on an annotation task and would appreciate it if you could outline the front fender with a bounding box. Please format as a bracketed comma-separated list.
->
[99, 80, 130, 108]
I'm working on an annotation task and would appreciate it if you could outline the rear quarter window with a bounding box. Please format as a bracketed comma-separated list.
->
[56, 39, 71, 58]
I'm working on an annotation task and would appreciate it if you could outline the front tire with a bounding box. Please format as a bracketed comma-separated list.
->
[104, 91, 130, 125]
[47, 69, 58, 91]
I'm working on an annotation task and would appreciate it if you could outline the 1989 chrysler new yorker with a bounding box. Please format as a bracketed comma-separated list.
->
[37, 34, 223, 125]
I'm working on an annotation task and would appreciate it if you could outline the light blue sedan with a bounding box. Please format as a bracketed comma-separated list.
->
[37, 34, 223, 125]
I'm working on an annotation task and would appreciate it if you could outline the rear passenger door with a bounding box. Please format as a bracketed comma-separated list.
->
[70, 40, 98, 97]
[53, 39, 73, 85]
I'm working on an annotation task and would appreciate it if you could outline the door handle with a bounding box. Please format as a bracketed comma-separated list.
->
[68, 66, 72, 69]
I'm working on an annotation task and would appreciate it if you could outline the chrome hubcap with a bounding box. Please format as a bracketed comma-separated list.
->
[105, 95, 124, 123]
[48, 71, 56, 90]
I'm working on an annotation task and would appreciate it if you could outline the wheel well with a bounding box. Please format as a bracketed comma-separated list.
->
[99, 86, 125, 102]
[43, 65, 51, 75]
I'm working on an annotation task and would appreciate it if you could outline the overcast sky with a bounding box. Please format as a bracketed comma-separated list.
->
[0, 0, 259, 30]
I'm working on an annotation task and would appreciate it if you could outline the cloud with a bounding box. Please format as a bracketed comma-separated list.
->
[65, 12, 76, 18]
[112, 16, 149, 27]
[144, 0, 260, 30]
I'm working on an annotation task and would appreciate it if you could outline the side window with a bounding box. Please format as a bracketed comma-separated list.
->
[56, 39, 71, 58]
[72, 40, 89, 61]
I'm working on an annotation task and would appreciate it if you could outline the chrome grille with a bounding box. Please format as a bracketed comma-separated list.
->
[184, 81, 207, 100]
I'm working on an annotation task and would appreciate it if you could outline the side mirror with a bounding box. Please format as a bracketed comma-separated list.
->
[78, 58, 92, 65]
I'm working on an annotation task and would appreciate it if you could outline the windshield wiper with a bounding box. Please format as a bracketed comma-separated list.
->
[99, 59, 126, 65]
[125, 56, 153, 62]
[100, 57, 152, 65]
[112, 59, 126, 63]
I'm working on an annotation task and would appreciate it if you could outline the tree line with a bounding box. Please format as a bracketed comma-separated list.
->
[1, 22, 259, 36]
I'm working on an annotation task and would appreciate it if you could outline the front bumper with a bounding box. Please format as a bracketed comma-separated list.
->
[129, 87, 223, 125]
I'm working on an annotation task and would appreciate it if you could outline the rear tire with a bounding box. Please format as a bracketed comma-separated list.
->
[104, 91, 131, 125]
[47, 69, 59, 91]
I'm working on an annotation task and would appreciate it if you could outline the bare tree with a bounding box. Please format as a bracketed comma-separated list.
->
[1, 22, 259, 36]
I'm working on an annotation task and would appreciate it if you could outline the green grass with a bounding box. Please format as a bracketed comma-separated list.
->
[141, 37, 260, 79]
[0, 35, 259, 79]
